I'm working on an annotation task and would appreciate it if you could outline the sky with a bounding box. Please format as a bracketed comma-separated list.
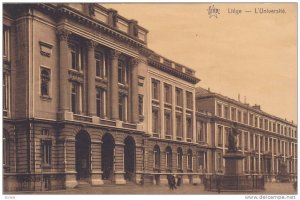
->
[104, 3, 297, 123]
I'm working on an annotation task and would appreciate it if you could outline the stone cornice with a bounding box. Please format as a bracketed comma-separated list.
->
[35, 3, 146, 50]
[147, 59, 200, 84]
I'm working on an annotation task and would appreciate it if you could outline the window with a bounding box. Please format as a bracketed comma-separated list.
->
[255, 117, 258, 127]
[164, 111, 171, 136]
[70, 44, 81, 70]
[237, 110, 241, 122]
[231, 107, 236, 121]
[152, 108, 159, 134]
[119, 94, 127, 121]
[273, 123, 276, 133]
[197, 151, 207, 172]
[118, 59, 127, 84]
[95, 51, 106, 78]
[41, 68, 50, 96]
[152, 79, 160, 100]
[166, 147, 172, 170]
[176, 114, 182, 137]
[249, 114, 254, 126]
[138, 95, 144, 116]
[164, 83, 172, 104]
[244, 131, 249, 150]
[277, 124, 280, 134]
[186, 116, 192, 139]
[71, 82, 81, 114]
[265, 137, 269, 152]
[250, 133, 254, 150]
[217, 103, 222, 117]
[243, 112, 248, 124]
[177, 148, 183, 170]
[264, 119, 268, 130]
[3, 26, 9, 60]
[187, 150, 193, 170]
[255, 135, 259, 150]
[3, 131, 9, 166]
[217, 153, 222, 172]
[186, 91, 193, 109]
[259, 118, 263, 129]
[244, 156, 249, 172]
[96, 88, 106, 117]
[197, 121, 207, 143]
[175, 88, 183, 107]
[3, 73, 9, 112]
[217, 125, 223, 147]
[153, 145, 160, 169]
[224, 106, 229, 119]
[224, 127, 229, 147]
[42, 140, 52, 166]
[238, 133, 242, 149]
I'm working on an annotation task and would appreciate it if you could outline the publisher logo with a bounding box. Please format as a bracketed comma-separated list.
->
[207, 5, 220, 18]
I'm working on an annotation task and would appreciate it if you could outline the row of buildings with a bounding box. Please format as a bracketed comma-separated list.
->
[3, 3, 297, 192]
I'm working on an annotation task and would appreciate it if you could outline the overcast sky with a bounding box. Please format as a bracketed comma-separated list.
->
[104, 3, 297, 123]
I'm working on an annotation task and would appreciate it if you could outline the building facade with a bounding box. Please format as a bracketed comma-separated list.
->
[196, 87, 297, 182]
[3, 3, 203, 192]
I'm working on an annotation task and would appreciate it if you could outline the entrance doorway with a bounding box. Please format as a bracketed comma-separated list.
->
[124, 136, 135, 181]
[75, 131, 91, 180]
[102, 133, 115, 180]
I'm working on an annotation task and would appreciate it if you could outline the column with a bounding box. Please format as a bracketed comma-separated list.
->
[172, 86, 176, 140]
[64, 137, 77, 188]
[114, 142, 126, 184]
[87, 40, 97, 117]
[159, 80, 165, 138]
[90, 140, 103, 185]
[110, 49, 121, 120]
[57, 29, 72, 120]
[183, 90, 187, 141]
[135, 145, 144, 183]
[192, 91, 197, 143]
[130, 58, 139, 124]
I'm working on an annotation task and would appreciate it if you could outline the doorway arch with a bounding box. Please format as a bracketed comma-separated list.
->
[124, 136, 136, 181]
[102, 133, 115, 180]
[75, 131, 91, 180]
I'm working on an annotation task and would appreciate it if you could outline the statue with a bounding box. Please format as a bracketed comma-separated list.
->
[88, 3, 95, 16]
[228, 122, 240, 152]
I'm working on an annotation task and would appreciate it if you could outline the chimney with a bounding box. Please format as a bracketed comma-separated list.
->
[208, 87, 210, 92]
[238, 93, 240, 102]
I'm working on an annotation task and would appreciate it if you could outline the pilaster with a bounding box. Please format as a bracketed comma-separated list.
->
[110, 49, 121, 120]
[87, 40, 97, 116]
[114, 142, 126, 184]
[130, 57, 139, 124]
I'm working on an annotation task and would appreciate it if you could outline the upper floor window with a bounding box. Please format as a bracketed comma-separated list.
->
[249, 114, 254, 126]
[96, 88, 106, 117]
[224, 127, 230, 147]
[217, 103, 222, 117]
[237, 110, 242, 122]
[224, 106, 229, 119]
[71, 82, 82, 114]
[70, 44, 82, 71]
[217, 125, 223, 147]
[3, 73, 9, 112]
[254, 117, 258, 127]
[259, 118, 263, 129]
[264, 119, 268, 130]
[164, 83, 172, 104]
[152, 79, 160, 100]
[186, 91, 193, 109]
[3, 26, 10, 61]
[175, 87, 183, 107]
[186, 116, 193, 139]
[138, 94, 144, 117]
[41, 68, 51, 97]
[164, 111, 171, 136]
[197, 121, 207, 143]
[118, 59, 127, 84]
[152, 108, 159, 134]
[243, 112, 248, 124]
[231, 107, 236, 121]
[119, 94, 127, 121]
[95, 51, 106, 78]
[176, 114, 182, 137]
[244, 131, 249, 150]
[273, 123, 276, 133]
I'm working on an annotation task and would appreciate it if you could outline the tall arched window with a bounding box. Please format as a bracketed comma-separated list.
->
[187, 149, 193, 170]
[166, 146, 172, 170]
[153, 145, 160, 169]
[177, 147, 183, 170]
[41, 68, 50, 96]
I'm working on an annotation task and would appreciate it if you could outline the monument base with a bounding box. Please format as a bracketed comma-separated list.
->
[223, 151, 245, 175]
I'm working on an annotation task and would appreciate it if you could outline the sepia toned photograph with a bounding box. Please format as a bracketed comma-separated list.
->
[2, 2, 297, 198]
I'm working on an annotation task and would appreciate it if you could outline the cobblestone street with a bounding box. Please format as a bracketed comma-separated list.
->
[11, 182, 297, 195]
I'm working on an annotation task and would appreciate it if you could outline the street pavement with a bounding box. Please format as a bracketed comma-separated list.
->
[10, 182, 297, 195]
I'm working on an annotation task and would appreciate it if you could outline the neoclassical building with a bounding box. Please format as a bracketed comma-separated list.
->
[196, 87, 297, 182]
[3, 3, 203, 192]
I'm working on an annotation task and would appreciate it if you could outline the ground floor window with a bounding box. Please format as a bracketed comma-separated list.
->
[177, 148, 183, 170]
[187, 150, 193, 170]
[42, 140, 52, 166]
[166, 147, 172, 170]
[153, 145, 160, 169]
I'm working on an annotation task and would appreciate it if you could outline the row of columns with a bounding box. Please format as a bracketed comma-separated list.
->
[57, 28, 139, 124]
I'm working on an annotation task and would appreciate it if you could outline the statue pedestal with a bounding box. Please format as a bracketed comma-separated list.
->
[223, 151, 245, 175]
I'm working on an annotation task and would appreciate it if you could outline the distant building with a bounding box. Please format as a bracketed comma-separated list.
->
[196, 87, 297, 182]
[3, 3, 201, 192]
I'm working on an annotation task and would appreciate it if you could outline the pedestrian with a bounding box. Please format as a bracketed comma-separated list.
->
[167, 174, 173, 190]
[171, 175, 177, 190]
